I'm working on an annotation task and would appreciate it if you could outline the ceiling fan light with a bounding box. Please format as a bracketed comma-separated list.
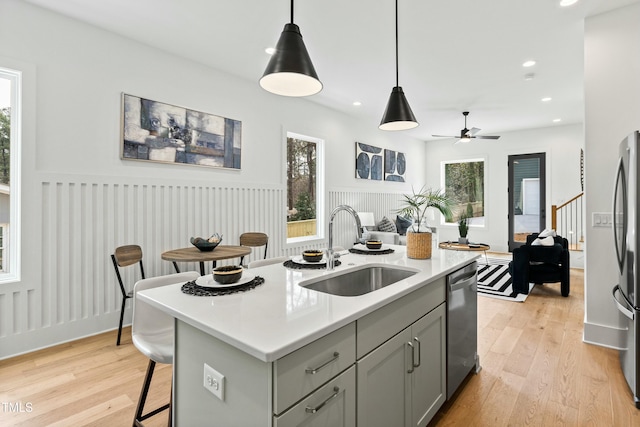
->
[379, 86, 419, 131]
[260, 23, 322, 97]
[459, 137, 471, 143]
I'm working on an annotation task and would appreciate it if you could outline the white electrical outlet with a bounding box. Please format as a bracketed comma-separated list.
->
[203, 363, 225, 401]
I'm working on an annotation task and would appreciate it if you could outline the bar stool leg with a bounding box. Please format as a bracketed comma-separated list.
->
[117, 297, 127, 345]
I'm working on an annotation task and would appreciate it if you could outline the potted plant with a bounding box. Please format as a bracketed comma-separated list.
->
[458, 215, 469, 244]
[397, 187, 453, 259]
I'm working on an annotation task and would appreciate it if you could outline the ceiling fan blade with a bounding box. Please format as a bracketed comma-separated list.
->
[469, 127, 481, 136]
[474, 135, 501, 139]
[432, 134, 457, 138]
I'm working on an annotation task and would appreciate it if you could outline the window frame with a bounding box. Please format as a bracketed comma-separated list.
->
[285, 131, 325, 247]
[0, 66, 22, 283]
[440, 157, 486, 228]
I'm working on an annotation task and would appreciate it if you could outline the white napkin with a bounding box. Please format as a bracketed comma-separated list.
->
[531, 236, 555, 246]
[538, 228, 557, 238]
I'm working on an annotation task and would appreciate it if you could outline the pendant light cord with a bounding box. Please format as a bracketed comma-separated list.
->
[290, 0, 294, 24]
[395, 0, 399, 87]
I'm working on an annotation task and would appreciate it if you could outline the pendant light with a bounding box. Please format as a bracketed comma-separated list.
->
[260, 0, 322, 97]
[379, 0, 419, 131]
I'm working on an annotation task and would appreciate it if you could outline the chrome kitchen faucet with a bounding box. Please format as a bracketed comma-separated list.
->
[327, 205, 362, 271]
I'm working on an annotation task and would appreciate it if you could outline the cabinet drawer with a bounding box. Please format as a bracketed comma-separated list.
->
[274, 366, 356, 427]
[274, 323, 356, 414]
[357, 277, 445, 359]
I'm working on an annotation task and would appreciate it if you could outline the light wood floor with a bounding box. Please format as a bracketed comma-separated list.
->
[431, 267, 640, 427]
[0, 329, 172, 426]
[1, 268, 638, 426]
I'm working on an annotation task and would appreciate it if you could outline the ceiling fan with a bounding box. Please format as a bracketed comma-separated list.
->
[432, 111, 500, 143]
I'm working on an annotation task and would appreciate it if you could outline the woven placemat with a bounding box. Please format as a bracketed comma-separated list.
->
[181, 276, 265, 296]
[349, 248, 395, 255]
[283, 260, 342, 270]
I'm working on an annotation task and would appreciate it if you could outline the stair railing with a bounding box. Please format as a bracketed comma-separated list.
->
[551, 192, 584, 251]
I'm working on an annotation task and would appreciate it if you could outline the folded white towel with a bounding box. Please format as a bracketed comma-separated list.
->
[531, 235, 555, 246]
[538, 228, 557, 238]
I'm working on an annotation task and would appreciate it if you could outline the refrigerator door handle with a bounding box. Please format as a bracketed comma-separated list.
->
[612, 156, 627, 274]
[613, 284, 635, 320]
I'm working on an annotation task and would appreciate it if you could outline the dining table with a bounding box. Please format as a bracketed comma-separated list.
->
[161, 245, 252, 276]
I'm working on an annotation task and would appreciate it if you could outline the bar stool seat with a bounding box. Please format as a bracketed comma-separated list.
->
[132, 271, 199, 426]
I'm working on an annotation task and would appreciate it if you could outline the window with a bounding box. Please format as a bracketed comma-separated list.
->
[0, 67, 21, 282]
[442, 159, 485, 227]
[286, 132, 324, 243]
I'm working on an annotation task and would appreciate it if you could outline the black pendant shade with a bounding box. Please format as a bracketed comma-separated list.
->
[379, 86, 418, 131]
[379, 0, 418, 131]
[260, 7, 322, 97]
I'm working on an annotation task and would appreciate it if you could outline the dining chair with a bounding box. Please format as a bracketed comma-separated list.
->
[111, 244, 145, 346]
[239, 232, 269, 267]
[132, 271, 199, 427]
[248, 256, 289, 269]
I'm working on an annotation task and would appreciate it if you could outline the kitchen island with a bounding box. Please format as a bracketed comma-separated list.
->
[139, 245, 479, 426]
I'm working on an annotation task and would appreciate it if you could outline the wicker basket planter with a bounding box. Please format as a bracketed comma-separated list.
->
[406, 231, 432, 259]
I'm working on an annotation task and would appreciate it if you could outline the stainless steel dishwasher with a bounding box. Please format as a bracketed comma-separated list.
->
[446, 261, 480, 400]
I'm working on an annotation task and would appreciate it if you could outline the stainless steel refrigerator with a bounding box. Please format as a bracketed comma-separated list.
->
[612, 130, 640, 408]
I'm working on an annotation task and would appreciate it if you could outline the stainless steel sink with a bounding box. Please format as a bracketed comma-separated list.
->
[299, 265, 418, 296]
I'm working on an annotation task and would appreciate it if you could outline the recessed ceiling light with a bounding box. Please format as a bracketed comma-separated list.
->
[265, 47, 276, 55]
[524, 73, 535, 81]
[541, 97, 552, 102]
[560, 0, 579, 7]
[522, 60, 536, 67]
[353, 101, 362, 106]
[553, 118, 562, 122]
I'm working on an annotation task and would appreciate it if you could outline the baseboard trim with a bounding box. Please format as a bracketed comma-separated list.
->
[583, 321, 626, 350]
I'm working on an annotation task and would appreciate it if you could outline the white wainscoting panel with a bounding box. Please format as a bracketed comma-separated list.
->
[0, 177, 405, 359]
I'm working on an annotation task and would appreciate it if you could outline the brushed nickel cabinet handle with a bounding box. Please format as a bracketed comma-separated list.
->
[413, 337, 421, 368]
[305, 387, 340, 414]
[407, 342, 415, 373]
[305, 352, 339, 374]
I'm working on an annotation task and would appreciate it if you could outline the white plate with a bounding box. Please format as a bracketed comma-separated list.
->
[292, 255, 326, 265]
[195, 274, 256, 288]
[353, 243, 389, 252]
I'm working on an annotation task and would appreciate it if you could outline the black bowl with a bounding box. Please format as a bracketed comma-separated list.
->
[366, 240, 383, 250]
[302, 250, 324, 263]
[191, 236, 222, 252]
[213, 265, 243, 284]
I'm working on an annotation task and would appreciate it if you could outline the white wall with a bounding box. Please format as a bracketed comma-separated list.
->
[424, 124, 584, 252]
[583, 3, 640, 348]
[0, 0, 426, 358]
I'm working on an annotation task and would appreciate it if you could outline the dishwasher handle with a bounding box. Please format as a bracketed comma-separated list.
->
[449, 273, 477, 293]
[613, 284, 635, 320]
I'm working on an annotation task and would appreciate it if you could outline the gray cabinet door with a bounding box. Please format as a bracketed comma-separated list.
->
[357, 328, 412, 427]
[410, 303, 446, 427]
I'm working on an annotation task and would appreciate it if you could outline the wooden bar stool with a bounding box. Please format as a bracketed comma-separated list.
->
[111, 245, 145, 346]
[239, 232, 268, 267]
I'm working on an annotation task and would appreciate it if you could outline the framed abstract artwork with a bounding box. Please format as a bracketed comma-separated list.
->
[355, 142, 383, 180]
[384, 149, 406, 182]
[121, 93, 241, 169]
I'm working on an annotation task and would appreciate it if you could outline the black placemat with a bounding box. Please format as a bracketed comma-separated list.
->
[349, 248, 395, 255]
[283, 260, 342, 270]
[181, 276, 265, 296]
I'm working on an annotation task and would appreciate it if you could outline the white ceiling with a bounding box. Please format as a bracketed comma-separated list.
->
[23, 0, 639, 141]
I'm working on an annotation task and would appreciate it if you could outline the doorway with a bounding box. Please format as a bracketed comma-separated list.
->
[508, 153, 546, 251]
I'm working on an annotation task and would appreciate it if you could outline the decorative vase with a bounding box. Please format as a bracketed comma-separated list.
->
[458, 237, 468, 244]
[407, 231, 432, 259]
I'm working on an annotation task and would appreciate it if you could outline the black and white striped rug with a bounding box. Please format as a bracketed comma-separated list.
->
[476, 258, 531, 302]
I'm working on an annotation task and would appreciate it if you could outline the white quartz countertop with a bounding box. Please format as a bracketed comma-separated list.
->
[138, 246, 479, 362]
